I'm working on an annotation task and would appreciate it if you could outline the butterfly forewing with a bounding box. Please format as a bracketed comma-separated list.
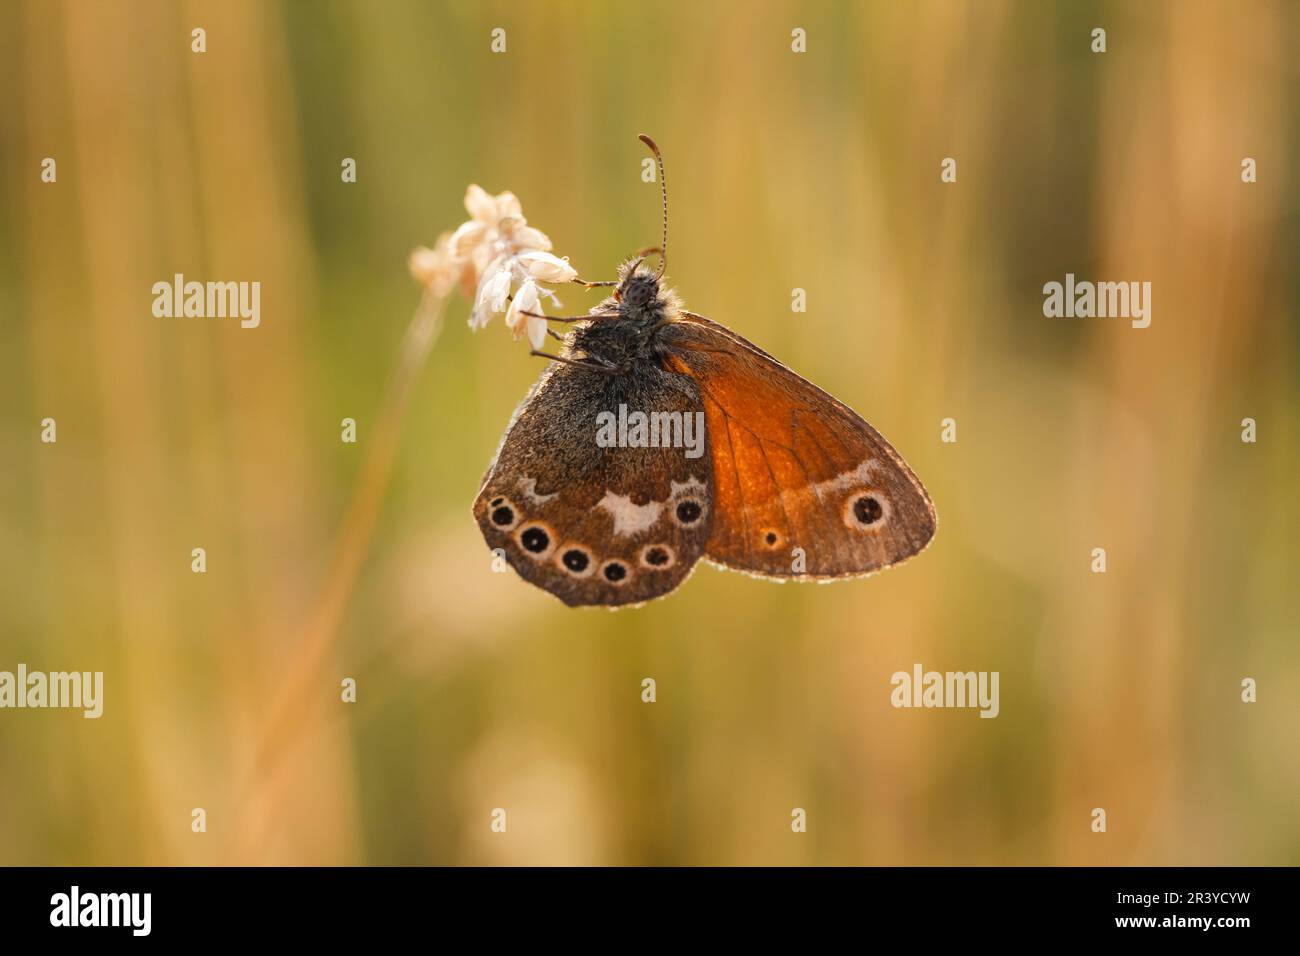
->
[661, 314, 936, 578]
[474, 359, 714, 607]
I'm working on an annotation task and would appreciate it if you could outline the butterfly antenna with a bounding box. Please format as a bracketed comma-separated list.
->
[638, 134, 668, 279]
[569, 135, 668, 288]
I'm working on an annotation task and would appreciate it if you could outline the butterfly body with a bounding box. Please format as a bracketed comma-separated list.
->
[474, 261, 936, 608]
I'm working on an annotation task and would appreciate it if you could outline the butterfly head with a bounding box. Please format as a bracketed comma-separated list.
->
[608, 258, 679, 326]
[618, 265, 660, 311]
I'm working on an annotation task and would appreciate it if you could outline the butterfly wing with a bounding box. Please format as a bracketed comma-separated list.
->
[474, 358, 714, 608]
[659, 313, 936, 579]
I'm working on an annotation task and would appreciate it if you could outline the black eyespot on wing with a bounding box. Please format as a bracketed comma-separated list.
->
[843, 492, 888, 531]
[675, 500, 702, 524]
[520, 525, 551, 553]
[638, 544, 676, 570]
[562, 548, 590, 573]
[853, 495, 883, 525]
[602, 560, 629, 583]
[484, 495, 521, 532]
[764, 531, 778, 545]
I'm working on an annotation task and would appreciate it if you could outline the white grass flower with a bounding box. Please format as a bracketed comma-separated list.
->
[452, 185, 552, 279]
[411, 183, 579, 348]
[504, 279, 548, 350]
[408, 232, 470, 299]
[499, 220, 552, 254]
[517, 250, 578, 284]
[452, 186, 524, 260]
[471, 264, 513, 329]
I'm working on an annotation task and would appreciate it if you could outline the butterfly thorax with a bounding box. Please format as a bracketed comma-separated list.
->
[570, 263, 682, 372]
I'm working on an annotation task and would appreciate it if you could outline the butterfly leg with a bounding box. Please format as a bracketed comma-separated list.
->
[518, 308, 619, 325]
[503, 287, 615, 324]
[504, 288, 611, 323]
[528, 349, 623, 375]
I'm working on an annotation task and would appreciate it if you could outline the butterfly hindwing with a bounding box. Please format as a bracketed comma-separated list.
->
[474, 357, 714, 607]
[659, 314, 936, 579]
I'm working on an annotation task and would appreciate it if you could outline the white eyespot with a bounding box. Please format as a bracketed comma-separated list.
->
[638, 544, 676, 571]
[486, 495, 521, 532]
[514, 521, 556, 559]
[842, 490, 890, 531]
[599, 558, 632, 586]
[556, 544, 595, 578]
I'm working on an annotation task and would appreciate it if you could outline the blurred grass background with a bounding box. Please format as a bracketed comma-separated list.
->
[0, 0, 1296, 865]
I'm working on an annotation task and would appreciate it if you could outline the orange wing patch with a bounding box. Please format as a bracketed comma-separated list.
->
[663, 315, 936, 579]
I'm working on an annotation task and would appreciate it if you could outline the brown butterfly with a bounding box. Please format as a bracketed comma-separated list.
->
[474, 135, 936, 607]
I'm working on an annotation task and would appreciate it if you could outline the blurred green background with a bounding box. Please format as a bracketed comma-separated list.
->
[1, 0, 1297, 865]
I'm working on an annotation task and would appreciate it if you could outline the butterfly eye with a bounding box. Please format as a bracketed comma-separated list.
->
[673, 499, 704, 526]
[844, 492, 888, 530]
[487, 496, 521, 531]
[516, 522, 555, 558]
[558, 546, 594, 577]
[600, 560, 630, 585]
[639, 544, 675, 570]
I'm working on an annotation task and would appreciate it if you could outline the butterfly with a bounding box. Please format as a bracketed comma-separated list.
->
[474, 135, 936, 607]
